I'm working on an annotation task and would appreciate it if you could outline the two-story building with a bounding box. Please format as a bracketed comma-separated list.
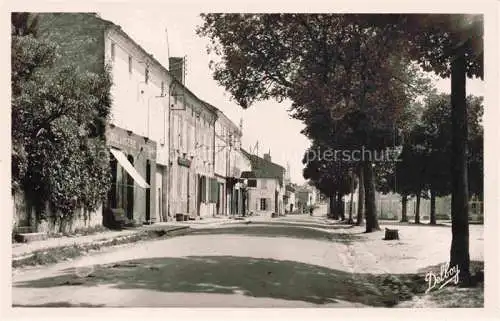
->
[241, 150, 285, 217]
[33, 13, 175, 228]
[105, 23, 177, 225]
[167, 59, 218, 219]
[213, 111, 250, 216]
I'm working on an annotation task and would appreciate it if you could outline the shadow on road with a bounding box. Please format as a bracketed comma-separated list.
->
[15, 255, 431, 307]
[189, 224, 363, 244]
[252, 220, 357, 231]
[13, 302, 105, 307]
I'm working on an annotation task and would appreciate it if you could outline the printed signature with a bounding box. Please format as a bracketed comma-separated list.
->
[425, 262, 460, 293]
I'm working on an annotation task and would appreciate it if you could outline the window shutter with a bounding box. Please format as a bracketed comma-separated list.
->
[210, 178, 218, 203]
[200, 176, 206, 203]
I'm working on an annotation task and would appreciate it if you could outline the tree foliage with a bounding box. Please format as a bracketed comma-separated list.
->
[12, 13, 113, 221]
[198, 14, 432, 232]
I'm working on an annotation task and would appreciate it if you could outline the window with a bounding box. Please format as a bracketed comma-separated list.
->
[261, 179, 267, 189]
[161, 81, 165, 96]
[247, 180, 257, 188]
[145, 66, 149, 84]
[260, 198, 267, 211]
[128, 56, 132, 73]
[111, 42, 116, 61]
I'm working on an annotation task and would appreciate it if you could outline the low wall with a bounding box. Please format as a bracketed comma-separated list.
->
[12, 191, 104, 234]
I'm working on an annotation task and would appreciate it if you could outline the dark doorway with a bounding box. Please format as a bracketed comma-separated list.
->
[126, 155, 134, 220]
[242, 190, 247, 216]
[275, 190, 279, 214]
[186, 170, 190, 214]
[234, 189, 239, 215]
[109, 158, 118, 209]
[145, 160, 151, 223]
[197, 175, 202, 216]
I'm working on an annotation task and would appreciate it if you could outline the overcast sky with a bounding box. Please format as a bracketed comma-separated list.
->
[98, 6, 485, 184]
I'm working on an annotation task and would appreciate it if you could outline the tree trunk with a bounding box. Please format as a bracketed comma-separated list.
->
[356, 165, 365, 226]
[430, 189, 437, 225]
[348, 177, 355, 224]
[401, 193, 408, 222]
[332, 191, 339, 220]
[328, 195, 335, 219]
[415, 193, 421, 224]
[364, 161, 380, 232]
[337, 192, 344, 221]
[450, 48, 471, 283]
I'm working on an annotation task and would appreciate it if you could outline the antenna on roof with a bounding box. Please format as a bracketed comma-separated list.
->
[165, 28, 170, 63]
[249, 140, 259, 156]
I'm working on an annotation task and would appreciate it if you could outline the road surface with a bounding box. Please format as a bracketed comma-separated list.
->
[12, 215, 484, 307]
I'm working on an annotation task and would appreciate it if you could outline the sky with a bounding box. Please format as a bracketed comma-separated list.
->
[98, 6, 485, 184]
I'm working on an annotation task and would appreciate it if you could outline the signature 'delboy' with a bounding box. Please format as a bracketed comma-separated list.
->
[425, 262, 460, 293]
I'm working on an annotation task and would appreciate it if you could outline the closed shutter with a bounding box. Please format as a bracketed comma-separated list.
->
[209, 178, 218, 202]
[200, 176, 206, 203]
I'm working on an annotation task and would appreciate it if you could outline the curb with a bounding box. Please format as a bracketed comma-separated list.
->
[12, 226, 190, 264]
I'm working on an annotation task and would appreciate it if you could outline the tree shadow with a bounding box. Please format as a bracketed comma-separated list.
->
[254, 220, 357, 231]
[15, 255, 430, 307]
[189, 225, 364, 244]
[13, 302, 105, 307]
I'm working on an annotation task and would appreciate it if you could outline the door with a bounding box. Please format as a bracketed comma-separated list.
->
[126, 155, 134, 220]
[275, 190, 278, 213]
[186, 169, 190, 214]
[145, 160, 151, 222]
[155, 169, 163, 222]
[197, 175, 202, 216]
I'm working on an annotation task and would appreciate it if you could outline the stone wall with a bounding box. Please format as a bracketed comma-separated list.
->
[12, 190, 103, 234]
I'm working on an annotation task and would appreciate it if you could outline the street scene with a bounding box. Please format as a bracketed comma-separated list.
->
[11, 10, 485, 310]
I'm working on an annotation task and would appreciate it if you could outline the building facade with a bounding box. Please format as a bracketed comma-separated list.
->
[16, 13, 258, 232]
[213, 111, 249, 216]
[104, 21, 178, 224]
[167, 61, 218, 219]
[242, 151, 285, 217]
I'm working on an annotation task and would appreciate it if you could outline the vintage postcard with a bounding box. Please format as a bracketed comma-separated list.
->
[3, 0, 499, 320]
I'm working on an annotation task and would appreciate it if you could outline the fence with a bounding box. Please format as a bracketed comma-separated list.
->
[343, 194, 483, 222]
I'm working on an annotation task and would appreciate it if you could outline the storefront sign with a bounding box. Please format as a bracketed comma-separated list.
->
[177, 157, 192, 168]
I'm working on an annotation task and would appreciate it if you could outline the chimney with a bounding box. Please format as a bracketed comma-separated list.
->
[263, 153, 271, 162]
[169, 57, 185, 84]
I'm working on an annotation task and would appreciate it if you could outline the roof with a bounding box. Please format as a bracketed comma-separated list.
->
[240, 149, 285, 185]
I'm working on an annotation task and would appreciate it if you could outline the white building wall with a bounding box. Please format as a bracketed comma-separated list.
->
[105, 29, 170, 166]
[247, 178, 284, 217]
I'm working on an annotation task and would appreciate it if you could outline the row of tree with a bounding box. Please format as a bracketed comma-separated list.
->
[376, 93, 483, 224]
[198, 14, 483, 283]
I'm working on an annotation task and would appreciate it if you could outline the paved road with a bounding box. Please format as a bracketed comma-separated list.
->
[12, 215, 484, 308]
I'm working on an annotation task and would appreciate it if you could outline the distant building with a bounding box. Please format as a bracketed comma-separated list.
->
[241, 150, 285, 217]
[284, 184, 296, 213]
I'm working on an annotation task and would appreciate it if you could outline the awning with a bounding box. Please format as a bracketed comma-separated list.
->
[110, 148, 150, 189]
[241, 171, 256, 179]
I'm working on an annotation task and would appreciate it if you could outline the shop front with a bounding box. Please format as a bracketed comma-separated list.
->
[105, 125, 157, 225]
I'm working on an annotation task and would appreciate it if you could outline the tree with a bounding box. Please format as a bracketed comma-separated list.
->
[419, 93, 483, 224]
[399, 14, 483, 285]
[198, 14, 430, 233]
[12, 13, 112, 228]
[302, 144, 353, 220]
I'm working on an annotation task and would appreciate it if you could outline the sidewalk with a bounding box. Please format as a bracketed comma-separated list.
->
[12, 216, 251, 260]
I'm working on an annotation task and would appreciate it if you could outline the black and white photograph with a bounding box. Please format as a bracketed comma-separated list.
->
[4, 0, 499, 318]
